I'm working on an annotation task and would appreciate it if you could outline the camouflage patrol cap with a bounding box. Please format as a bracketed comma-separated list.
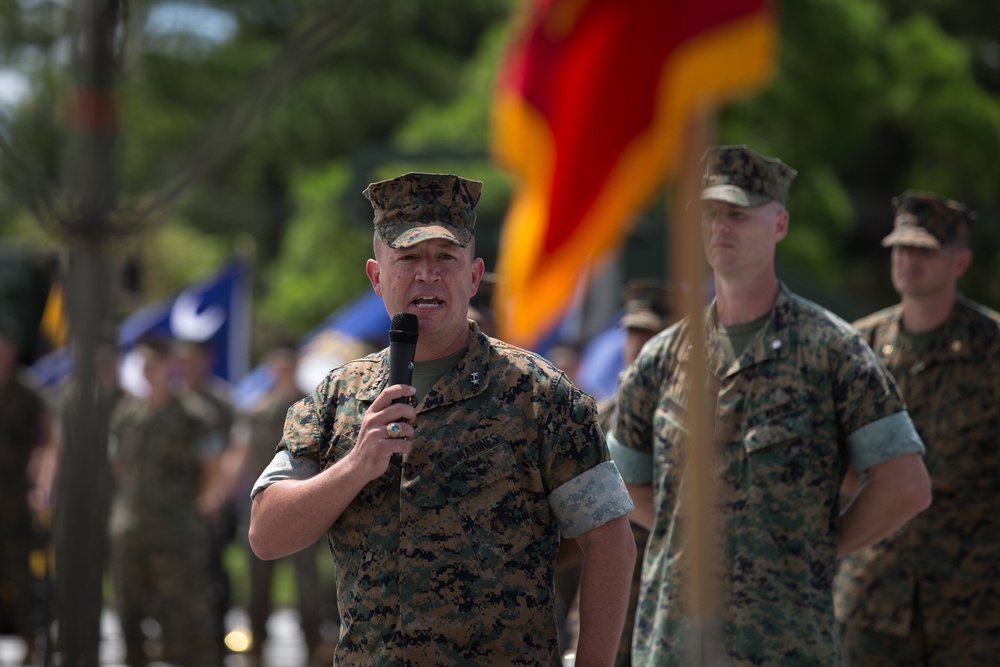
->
[881, 190, 975, 249]
[700, 145, 797, 207]
[365, 172, 482, 249]
[619, 279, 672, 333]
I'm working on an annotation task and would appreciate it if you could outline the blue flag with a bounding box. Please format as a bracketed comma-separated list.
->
[120, 259, 250, 379]
[30, 259, 250, 391]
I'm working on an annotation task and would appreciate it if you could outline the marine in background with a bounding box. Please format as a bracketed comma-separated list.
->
[836, 190, 1000, 666]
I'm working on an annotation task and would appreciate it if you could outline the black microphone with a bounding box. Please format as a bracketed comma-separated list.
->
[388, 312, 419, 404]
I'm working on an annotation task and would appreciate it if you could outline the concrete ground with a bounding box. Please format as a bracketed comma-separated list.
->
[0, 608, 313, 667]
[0, 607, 578, 667]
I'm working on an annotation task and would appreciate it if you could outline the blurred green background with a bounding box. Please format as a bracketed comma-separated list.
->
[98, 544, 336, 610]
[2, 0, 999, 359]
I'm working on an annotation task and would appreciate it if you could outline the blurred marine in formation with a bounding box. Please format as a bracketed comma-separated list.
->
[249, 172, 636, 666]
[608, 146, 932, 666]
[836, 191, 1000, 665]
[555, 279, 676, 665]
[176, 339, 237, 656]
[231, 345, 326, 666]
[108, 335, 223, 667]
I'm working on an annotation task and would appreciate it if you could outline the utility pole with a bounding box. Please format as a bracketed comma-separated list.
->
[53, 0, 120, 664]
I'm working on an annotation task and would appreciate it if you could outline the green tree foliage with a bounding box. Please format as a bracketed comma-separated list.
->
[272, 0, 1000, 320]
[0, 0, 514, 342]
[258, 160, 372, 335]
[2, 0, 999, 347]
[720, 0, 1000, 310]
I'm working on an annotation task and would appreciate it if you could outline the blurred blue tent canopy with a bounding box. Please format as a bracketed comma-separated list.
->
[575, 320, 625, 402]
[31, 261, 628, 409]
[233, 289, 629, 409]
[233, 288, 391, 409]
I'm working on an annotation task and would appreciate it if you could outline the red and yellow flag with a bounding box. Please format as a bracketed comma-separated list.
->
[492, 0, 775, 347]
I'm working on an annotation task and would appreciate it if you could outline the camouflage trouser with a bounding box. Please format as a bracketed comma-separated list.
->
[248, 538, 328, 659]
[111, 536, 220, 667]
[842, 609, 1000, 667]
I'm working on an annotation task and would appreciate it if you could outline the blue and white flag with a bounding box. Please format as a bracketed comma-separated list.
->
[122, 259, 249, 377]
[118, 260, 249, 396]
[31, 259, 251, 392]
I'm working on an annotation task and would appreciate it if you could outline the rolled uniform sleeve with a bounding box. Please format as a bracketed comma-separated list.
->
[607, 431, 653, 484]
[538, 372, 634, 537]
[550, 460, 634, 538]
[249, 396, 323, 500]
[847, 411, 924, 472]
[608, 337, 666, 485]
[836, 333, 926, 471]
[196, 432, 226, 459]
[250, 450, 320, 500]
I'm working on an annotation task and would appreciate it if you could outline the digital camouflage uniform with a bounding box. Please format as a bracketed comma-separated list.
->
[186, 379, 234, 455]
[608, 147, 927, 665]
[835, 191, 1000, 665]
[253, 321, 634, 666]
[836, 297, 1000, 664]
[109, 392, 223, 667]
[0, 370, 47, 646]
[609, 283, 925, 666]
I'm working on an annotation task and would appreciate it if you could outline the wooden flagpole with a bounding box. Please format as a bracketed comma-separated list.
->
[669, 108, 721, 666]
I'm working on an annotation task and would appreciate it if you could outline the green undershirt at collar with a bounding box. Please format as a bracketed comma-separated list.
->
[410, 348, 466, 404]
[716, 312, 771, 366]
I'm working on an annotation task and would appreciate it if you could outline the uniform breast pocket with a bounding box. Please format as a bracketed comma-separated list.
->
[654, 399, 688, 472]
[743, 408, 813, 461]
[440, 437, 536, 571]
[741, 409, 816, 506]
[948, 392, 999, 435]
[328, 436, 399, 554]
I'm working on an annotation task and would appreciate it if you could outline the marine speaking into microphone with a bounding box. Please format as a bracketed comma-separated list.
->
[247, 172, 637, 666]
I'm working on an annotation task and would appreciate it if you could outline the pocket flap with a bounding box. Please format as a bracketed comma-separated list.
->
[744, 408, 811, 454]
[438, 434, 515, 498]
